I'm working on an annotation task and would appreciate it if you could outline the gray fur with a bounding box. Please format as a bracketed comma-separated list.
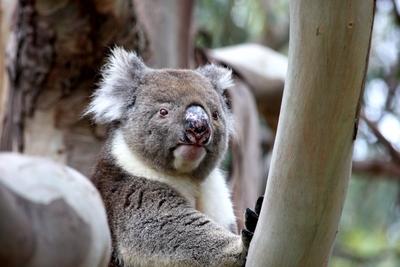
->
[196, 64, 233, 94]
[85, 47, 147, 123]
[88, 48, 248, 267]
[87, 47, 234, 179]
[92, 154, 246, 267]
[120, 68, 231, 180]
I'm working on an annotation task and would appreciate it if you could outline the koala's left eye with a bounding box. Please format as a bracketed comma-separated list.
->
[212, 111, 219, 121]
[159, 108, 169, 117]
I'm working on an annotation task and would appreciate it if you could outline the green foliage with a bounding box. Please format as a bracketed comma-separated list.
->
[194, 0, 266, 48]
[331, 177, 400, 267]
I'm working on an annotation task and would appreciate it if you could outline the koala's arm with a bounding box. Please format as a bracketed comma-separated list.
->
[110, 178, 249, 267]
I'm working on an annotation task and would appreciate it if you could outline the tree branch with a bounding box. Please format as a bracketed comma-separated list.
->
[362, 115, 400, 164]
[353, 159, 400, 178]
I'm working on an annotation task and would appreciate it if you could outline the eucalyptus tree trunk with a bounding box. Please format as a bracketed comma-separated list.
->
[0, 2, 8, 130]
[133, 0, 194, 68]
[0, 0, 148, 176]
[246, 1, 375, 266]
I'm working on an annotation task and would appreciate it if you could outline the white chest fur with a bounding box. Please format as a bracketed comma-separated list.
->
[111, 131, 236, 231]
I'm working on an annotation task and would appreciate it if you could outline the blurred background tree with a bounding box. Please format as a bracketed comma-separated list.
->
[0, 0, 399, 266]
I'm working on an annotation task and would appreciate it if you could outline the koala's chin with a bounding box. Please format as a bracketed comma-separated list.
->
[173, 145, 206, 173]
[172, 104, 213, 174]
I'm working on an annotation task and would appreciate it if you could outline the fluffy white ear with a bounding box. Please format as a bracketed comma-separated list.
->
[196, 64, 234, 94]
[85, 47, 147, 123]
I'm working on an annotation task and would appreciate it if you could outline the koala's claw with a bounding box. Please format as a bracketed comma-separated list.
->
[244, 208, 258, 232]
[241, 196, 264, 249]
[241, 229, 253, 248]
[255, 196, 264, 215]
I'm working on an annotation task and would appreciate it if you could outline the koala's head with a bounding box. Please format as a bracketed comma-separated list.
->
[87, 47, 234, 180]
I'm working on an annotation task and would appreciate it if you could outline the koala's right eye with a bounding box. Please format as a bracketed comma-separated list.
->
[159, 108, 169, 117]
[212, 111, 219, 121]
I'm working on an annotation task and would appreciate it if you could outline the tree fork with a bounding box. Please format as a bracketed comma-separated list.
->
[246, 1, 375, 266]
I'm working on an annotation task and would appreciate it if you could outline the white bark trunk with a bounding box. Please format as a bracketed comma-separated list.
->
[0, 153, 111, 267]
[246, 1, 375, 266]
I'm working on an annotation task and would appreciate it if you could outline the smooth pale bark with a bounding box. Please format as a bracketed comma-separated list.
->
[246, 1, 375, 266]
[0, 153, 111, 267]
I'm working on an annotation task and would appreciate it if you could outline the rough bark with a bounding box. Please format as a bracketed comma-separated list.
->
[0, 0, 148, 176]
[0, 1, 14, 139]
[246, 1, 375, 266]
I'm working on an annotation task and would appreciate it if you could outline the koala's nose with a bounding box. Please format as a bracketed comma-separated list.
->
[184, 105, 211, 145]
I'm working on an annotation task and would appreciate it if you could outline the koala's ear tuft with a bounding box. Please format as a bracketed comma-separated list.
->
[197, 64, 234, 113]
[85, 47, 147, 123]
[196, 64, 234, 94]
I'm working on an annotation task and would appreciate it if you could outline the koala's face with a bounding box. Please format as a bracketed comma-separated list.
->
[87, 48, 233, 179]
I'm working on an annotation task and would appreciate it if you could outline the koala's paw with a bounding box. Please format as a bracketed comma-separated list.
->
[241, 196, 264, 249]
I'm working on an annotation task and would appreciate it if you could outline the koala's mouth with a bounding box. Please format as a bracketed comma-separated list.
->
[172, 144, 207, 173]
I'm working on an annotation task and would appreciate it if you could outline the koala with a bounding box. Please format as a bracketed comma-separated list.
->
[87, 47, 261, 267]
